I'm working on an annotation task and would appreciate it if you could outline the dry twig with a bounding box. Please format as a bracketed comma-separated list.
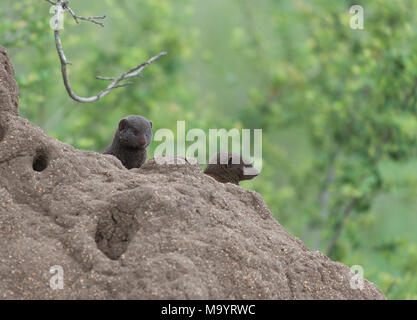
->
[46, 0, 167, 103]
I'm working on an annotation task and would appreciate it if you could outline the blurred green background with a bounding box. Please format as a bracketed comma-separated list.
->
[2, 0, 417, 299]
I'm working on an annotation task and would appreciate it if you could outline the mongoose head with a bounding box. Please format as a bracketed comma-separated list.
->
[204, 152, 259, 185]
[117, 115, 153, 150]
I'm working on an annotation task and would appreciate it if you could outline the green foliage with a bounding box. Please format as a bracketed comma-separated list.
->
[2, 0, 417, 299]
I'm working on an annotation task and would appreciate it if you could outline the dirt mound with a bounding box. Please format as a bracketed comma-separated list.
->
[0, 46, 19, 116]
[0, 46, 385, 299]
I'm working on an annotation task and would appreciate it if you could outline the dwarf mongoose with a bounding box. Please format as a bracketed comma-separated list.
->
[204, 151, 259, 185]
[103, 115, 153, 169]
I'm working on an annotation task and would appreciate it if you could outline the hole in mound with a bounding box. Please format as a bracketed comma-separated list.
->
[33, 149, 49, 172]
[95, 211, 139, 260]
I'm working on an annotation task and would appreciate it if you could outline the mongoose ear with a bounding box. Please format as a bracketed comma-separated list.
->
[118, 119, 128, 131]
[149, 121, 153, 128]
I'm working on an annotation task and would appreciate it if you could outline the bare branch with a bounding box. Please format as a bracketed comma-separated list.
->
[66, 5, 106, 27]
[95, 76, 116, 81]
[47, 0, 167, 103]
[113, 82, 135, 89]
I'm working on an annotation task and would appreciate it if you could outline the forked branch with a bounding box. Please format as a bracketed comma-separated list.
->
[46, 0, 167, 103]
